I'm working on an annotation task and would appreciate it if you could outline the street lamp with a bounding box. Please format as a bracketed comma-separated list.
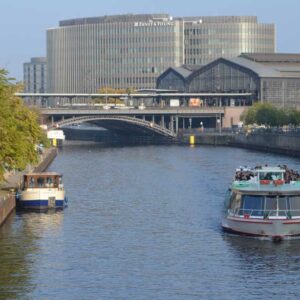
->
[217, 118, 221, 134]
[200, 121, 203, 132]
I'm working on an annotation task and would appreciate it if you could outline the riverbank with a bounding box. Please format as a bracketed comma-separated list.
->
[0, 147, 57, 226]
[179, 131, 300, 157]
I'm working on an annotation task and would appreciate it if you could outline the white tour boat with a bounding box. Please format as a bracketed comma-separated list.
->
[222, 166, 300, 241]
[18, 172, 67, 210]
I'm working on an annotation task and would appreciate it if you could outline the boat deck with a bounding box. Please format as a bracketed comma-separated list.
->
[232, 181, 300, 194]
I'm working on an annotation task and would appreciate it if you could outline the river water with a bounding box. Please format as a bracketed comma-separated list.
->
[1, 143, 300, 299]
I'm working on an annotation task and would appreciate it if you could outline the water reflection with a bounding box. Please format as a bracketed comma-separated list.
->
[0, 211, 64, 299]
[0, 212, 33, 300]
[224, 234, 300, 268]
[20, 210, 64, 233]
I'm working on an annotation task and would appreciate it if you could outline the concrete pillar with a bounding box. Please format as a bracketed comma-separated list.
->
[142, 115, 146, 121]
[170, 116, 174, 132]
[161, 115, 165, 128]
[51, 116, 54, 125]
[175, 116, 179, 133]
[152, 115, 155, 123]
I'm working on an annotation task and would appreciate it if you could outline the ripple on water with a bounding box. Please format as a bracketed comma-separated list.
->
[1, 144, 300, 299]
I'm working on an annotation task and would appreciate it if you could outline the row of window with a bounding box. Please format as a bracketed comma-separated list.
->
[230, 193, 300, 217]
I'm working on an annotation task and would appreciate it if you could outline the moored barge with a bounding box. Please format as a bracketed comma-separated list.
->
[18, 172, 67, 210]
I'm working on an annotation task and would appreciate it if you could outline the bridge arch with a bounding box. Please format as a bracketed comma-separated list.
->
[48, 115, 176, 138]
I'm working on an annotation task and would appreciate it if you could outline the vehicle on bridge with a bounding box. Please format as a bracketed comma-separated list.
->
[18, 172, 67, 210]
[222, 166, 300, 242]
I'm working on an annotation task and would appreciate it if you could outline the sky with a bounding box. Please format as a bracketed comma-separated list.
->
[0, 0, 299, 80]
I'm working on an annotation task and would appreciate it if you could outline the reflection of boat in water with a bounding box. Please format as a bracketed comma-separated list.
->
[222, 166, 300, 242]
[18, 172, 67, 210]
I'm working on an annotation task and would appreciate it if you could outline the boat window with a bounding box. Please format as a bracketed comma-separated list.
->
[230, 192, 241, 214]
[265, 196, 277, 217]
[259, 172, 282, 181]
[46, 177, 53, 187]
[37, 177, 45, 187]
[278, 196, 288, 217]
[29, 177, 35, 188]
[241, 195, 264, 216]
[288, 196, 300, 217]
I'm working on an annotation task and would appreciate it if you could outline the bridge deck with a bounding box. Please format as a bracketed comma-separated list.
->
[41, 107, 225, 116]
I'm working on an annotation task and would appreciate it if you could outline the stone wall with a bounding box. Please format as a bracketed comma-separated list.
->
[230, 132, 300, 156]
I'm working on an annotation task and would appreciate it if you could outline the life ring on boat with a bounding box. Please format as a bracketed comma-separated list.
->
[274, 179, 284, 185]
[260, 180, 270, 184]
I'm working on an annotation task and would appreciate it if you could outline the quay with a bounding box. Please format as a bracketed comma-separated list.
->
[181, 130, 300, 157]
[0, 148, 57, 226]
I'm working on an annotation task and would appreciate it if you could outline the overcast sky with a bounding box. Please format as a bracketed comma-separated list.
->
[0, 0, 299, 80]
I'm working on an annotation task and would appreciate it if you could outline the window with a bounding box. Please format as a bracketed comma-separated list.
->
[265, 196, 277, 217]
[278, 196, 289, 217]
[289, 196, 300, 217]
[241, 195, 264, 216]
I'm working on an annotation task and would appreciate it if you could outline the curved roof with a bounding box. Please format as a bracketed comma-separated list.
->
[227, 57, 281, 78]
[172, 66, 194, 78]
[241, 53, 300, 63]
[228, 56, 300, 78]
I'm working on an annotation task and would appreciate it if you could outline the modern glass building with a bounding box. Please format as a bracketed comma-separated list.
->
[47, 14, 274, 93]
[47, 14, 184, 93]
[184, 16, 275, 65]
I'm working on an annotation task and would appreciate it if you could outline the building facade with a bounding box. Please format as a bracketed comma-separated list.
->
[184, 16, 275, 65]
[157, 53, 300, 108]
[23, 57, 47, 93]
[47, 14, 184, 93]
[47, 14, 274, 93]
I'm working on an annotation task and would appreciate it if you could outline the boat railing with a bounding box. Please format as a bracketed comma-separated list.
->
[230, 208, 300, 219]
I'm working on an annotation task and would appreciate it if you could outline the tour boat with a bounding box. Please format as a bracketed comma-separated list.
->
[222, 166, 300, 241]
[18, 172, 67, 210]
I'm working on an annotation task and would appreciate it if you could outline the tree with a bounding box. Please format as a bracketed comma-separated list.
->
[242, 102, 289, 127]
[93, 87, 135, 104]
[0, 69, 48, 181]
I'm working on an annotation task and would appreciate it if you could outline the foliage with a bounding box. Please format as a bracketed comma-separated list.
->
[93, 87, 135, 104]
[241, 102, 300, 127]
[0, 69, 49, 181]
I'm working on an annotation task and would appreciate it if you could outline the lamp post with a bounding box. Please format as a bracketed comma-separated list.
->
[200, 121, 203, 132]
[217, 118, 221, 134]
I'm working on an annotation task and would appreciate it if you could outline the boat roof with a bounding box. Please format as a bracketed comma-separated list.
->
[255, 167, 285, 173]
[24, 172, 62, 176]
[232, 181, 300, 194]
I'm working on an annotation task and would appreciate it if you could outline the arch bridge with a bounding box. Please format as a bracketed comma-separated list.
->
[48, 115, 176, 138]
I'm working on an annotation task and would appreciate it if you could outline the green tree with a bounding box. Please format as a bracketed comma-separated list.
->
[286, 109, 300, 126]
[93, 87, 135, 104]
[0, 69, 48, 181]
[242, 102, 290, 127]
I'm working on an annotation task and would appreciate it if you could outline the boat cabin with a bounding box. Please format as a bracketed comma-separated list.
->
[23, 173, 63, 189]
[256, 167, 285, 184]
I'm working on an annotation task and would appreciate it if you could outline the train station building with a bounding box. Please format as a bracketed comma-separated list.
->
[157, 53, 300, 109]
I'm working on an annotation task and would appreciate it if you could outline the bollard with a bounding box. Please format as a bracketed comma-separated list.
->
[189, 135, 195, 145]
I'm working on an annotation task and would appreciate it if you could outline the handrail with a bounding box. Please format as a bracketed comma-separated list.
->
[231, 208, 300, 218]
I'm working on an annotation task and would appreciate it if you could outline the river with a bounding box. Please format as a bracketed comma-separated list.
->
[1, 143, 300, 299]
